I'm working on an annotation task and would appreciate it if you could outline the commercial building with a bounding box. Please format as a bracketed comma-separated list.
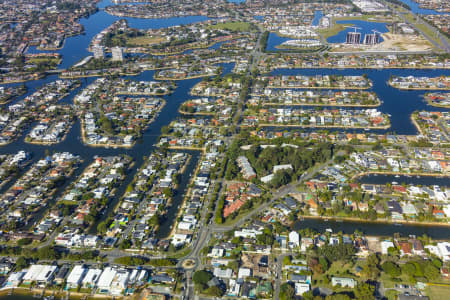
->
[93, 46, 105, 59]
[236, 156, 256, 180]
[111, 46, 123, 61]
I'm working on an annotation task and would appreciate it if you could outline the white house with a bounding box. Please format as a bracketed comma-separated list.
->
[97, 267, 117, 293]
[66, 265, 87, 289]
[82, 268, 102, 288]
[23, 265, 58, 284]
[381, 240, 394, 255]
[288, 231, 300, 248]
[437, 242, 450, 262]
[238, 268, 252, 279]
[295, 283, 310, 296]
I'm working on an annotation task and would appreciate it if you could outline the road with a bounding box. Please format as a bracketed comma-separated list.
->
[178, 148, 337, 299]
[383, 0, 450, 53]
[273, 253, 292, 300]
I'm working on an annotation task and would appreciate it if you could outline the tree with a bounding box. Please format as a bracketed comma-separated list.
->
[318, 244, 356, 262]
[401, 262, 416, 277]
[361, 254, 380, 280]
[193, 270, 213, 290]
[163, 187, 173, 197]
[308, 258, 324, 275]
[17, 238, 33, 246]
[97, 221, 108, 234]
[319, 257, 329, 271]
[354, 282, 375, 300]
[15, 256, 28, 270]
[35, 246, 60, 260]
[423, 264, 440, 281]
[114, 256, 148, 266]
[119, 239, 132, 250]
[381, 261, 401, 277]
[280, 282, 295, 300]
[205, 286, 224, 297]
[326, 295, 351, 300]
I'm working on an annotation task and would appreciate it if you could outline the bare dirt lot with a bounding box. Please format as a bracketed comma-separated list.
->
[330, 33, 433, 52]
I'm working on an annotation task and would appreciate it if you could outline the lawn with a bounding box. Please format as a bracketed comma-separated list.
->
[317, 15, 392, 39]
[126, 35, 165, 46]
[28, 58, 60, 64]
[209, 21, 255, 32]
[425, 285, 450, 300]
[403, 13, 448, 48]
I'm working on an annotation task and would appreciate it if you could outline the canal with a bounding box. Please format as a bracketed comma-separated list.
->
[0, 0, 448, 241]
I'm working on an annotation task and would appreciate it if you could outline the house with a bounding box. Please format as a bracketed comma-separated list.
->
[213, 268, 233, 279]
[151, 274, 175, 284]
[66, 265, 87, 289]
[228, 279, 241, 297]
[288, 231, 300, 248]
[381, 240, 394, 255]
[301, 237, 314, 252]
[82, 268, 102, 288]
[5, 270, 27, 287]
[238, 268, 252, 279]
[331, 277, 356, 288]
[110, 268, 130, 295]
[398, 296, 429, 300]
[437, 242, 450, 261]
[97, 267, 118, 294]
[387, 200, 403, 220]
[54, 264, 70, 284]
[23, 264, 58, 285]
[295, 283, 310, 296]
[398, 241, 412, 256]
[410, 239, 425, 256]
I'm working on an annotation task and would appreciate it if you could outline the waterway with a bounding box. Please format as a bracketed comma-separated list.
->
[358, 174, 449, 187]
[312, 10, 323, 27]
[292, 217, 450, 239]
[398, 0, 448, 15]
[0, 0, 448, 254]
[327, 20, 389, 44]
[270, 68, 450, 135]
[266, 32, 291, 52]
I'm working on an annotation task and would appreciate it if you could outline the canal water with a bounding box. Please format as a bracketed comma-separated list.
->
[270, 68, 450, 135]
[292, 217, 450, 239]
[0, 0, 448, 246]
[327, 20, 389, 44]
[312, 11, 323, 27]
[358, 174, 449, 187]
[398, 0, 448, 15]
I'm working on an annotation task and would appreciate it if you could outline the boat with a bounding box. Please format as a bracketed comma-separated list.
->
[326, 228, 333, 233]
[394, 223, 403, 226]
[364, 128, 370, 131]
[395, 175, 400, 178]
[392, 181, 398, 185]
